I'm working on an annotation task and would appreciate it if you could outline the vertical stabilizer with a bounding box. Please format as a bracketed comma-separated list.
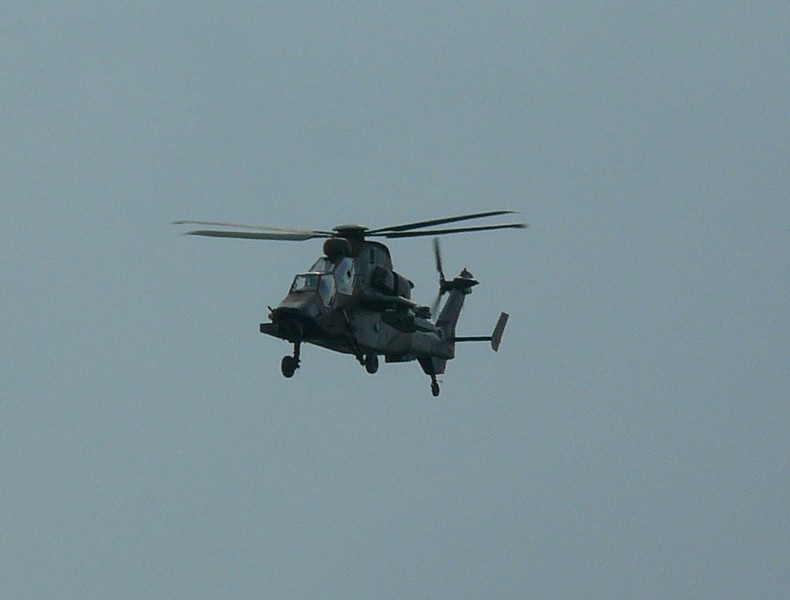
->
[436, 270, 478, 337]
[490, 312, 509, 351]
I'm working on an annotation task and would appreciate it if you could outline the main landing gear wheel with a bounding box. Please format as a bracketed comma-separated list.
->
[281, 355, 298, 378]
[364, 353, 379, 374]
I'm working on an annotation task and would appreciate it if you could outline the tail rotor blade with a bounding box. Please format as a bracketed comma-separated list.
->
[431, 238, 447, 318]
[433, 238, 445, 281]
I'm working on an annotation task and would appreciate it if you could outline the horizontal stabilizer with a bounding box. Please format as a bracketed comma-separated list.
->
[453, 312, 510, 352]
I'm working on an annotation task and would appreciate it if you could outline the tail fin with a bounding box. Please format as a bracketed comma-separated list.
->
[435, 268, 478, 340]
[422, 269, 478, 378]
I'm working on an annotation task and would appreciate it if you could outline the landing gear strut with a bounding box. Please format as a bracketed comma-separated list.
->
[281, 341, 301, 378]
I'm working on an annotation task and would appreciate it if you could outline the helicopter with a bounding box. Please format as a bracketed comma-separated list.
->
[174, 210, 526, 396]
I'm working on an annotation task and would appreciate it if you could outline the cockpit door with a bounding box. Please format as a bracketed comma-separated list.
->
[334, 257, 355, 295]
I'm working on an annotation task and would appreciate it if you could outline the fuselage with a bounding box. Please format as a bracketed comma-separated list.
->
[259, 240, 457, 364]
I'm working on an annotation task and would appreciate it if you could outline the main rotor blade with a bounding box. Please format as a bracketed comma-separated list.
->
[173, 220, 334, 236]
[183, 229, 329, 241]
[368, 210, 518, 234]
[375, 222, 527, 239]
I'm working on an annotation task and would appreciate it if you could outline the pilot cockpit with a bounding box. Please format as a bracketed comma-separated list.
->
[289, 256, 355, 306]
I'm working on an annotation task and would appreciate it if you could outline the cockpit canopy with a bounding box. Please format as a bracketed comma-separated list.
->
[288, 256, 356, 306]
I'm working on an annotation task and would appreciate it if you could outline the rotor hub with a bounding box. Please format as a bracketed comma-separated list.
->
[332, 224, 369, 242]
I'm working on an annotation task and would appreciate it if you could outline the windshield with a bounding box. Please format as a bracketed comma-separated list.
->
[290, 273, 336, 306]
[290, 273, 320, 292]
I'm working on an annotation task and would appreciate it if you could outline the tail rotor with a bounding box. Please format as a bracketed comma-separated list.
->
[432, 238, 449, 317]
[430, 238, 480, 319]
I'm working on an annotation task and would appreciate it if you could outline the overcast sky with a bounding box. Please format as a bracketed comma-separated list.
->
[2, 3, 788, 599]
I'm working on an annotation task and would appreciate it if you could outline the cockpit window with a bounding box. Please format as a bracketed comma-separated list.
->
[308, 257, 333, 273]
[290, 273, 319, 292]
[290, 273, 336, 306]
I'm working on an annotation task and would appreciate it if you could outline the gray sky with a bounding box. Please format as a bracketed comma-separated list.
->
[2, 3, 788, 598]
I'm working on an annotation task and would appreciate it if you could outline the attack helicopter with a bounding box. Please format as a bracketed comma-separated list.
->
[174, 210, 526, 396]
